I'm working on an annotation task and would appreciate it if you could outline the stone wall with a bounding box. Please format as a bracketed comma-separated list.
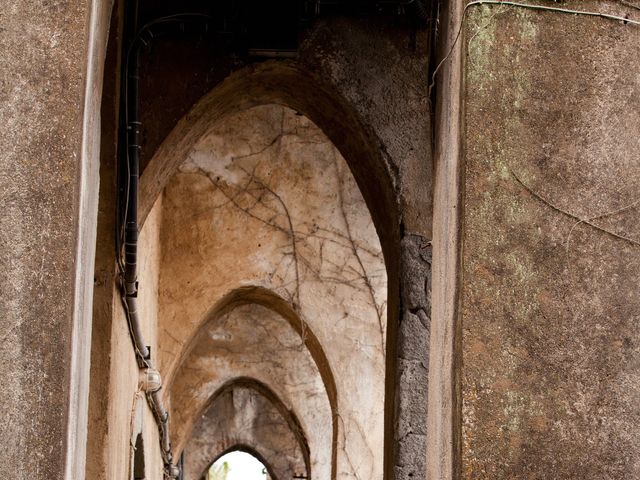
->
[460, 2, 640, 478]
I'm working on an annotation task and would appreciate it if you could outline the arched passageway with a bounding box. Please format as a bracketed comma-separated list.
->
[86, 22, 437, 474]
[170, 293, 331, 478]
[151, 102, 389, 478]
[184, 379, 309, 480]
[14, 4, 437, 479]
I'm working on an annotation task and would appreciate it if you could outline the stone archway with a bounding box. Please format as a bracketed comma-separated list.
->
[153, 100, 391, 479]
[169, 290, 333, 479]
[183, 378, 309, 480]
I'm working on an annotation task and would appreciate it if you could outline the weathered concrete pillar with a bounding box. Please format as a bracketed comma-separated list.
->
[0, 1, 110, 478]
[457, 1, 640, 478]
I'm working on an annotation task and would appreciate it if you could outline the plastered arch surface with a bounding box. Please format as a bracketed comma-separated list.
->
[139, 61, 399, 267]
[169, 295, 332, 479]
[183, 378, 310, 480]
[151, 102, 390, 478]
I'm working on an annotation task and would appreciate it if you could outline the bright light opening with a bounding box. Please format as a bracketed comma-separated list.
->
[208, 451, 269, 480]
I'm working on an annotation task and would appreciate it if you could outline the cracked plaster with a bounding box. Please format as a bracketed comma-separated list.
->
[151, 104, 387, 479]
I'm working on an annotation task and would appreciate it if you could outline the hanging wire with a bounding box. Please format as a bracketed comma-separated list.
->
[429, 0, 640, 96]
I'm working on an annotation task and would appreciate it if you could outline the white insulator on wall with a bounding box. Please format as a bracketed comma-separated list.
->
[139, 367, 162, 392]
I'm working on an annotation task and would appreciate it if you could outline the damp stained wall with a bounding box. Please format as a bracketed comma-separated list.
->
[461, 2, 640, 478]
[155, 105, 388, 479]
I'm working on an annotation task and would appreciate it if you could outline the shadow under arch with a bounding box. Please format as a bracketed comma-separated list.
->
[139, 61, 400, 261]
[169, 285, 337, 479]
[146, 61, 402, 479]
[189, 377, 311, 480]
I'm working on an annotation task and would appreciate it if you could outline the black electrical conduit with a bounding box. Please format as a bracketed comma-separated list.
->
[117, 13, 213, 480]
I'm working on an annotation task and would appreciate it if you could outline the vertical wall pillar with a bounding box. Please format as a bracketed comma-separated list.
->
[426, 0, 465, 478]
[459, 3, 640, 477]
[0, 1, 110, 478]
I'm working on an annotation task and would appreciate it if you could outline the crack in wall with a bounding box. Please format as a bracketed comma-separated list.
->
[180, 108, 386, 355]
[162, 104, 388, 479]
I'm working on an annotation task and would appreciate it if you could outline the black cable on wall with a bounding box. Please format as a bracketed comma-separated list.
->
[117, 10, 217, 480]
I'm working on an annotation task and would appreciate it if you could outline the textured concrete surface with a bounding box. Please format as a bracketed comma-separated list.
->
[461, 2, 640, 478]
[183, 381, 309, 480]
[426, 1, 465, 477]
[85, 3, 121, 477]
[0, 1, 103, 478]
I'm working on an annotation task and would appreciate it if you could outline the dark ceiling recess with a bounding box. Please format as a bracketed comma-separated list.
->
[129, 0, 434, 170]
[136, 0, 430, 57]
[241, 0, 303, 55]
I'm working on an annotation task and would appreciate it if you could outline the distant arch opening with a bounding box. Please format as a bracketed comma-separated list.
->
[206, 450, 273, 480]
[183, 378, 310, 480]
